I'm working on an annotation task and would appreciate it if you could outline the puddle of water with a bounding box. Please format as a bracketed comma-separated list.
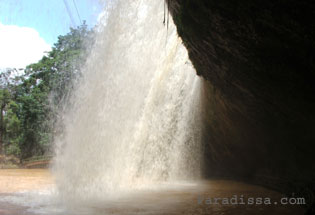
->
[0, 169, 304, 215]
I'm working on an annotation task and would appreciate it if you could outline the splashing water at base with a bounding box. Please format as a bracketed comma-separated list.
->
[52, 0, 203, 202]
[0, 170, 305, 215]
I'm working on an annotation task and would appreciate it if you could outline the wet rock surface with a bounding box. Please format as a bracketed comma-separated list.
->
[167, 0, 315, 213]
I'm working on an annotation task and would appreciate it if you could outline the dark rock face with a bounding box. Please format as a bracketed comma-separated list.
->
[167, 0, 315, 213]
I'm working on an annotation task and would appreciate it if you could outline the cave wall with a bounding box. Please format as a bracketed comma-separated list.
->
[167, 0, 315, 212]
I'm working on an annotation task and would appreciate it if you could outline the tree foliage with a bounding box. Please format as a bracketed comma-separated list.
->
[0, 23, 93, 159]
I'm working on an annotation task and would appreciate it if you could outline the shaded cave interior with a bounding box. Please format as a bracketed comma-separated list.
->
[166, 0, 315, 213]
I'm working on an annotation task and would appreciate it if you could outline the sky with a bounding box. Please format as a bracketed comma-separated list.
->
[0, 0, 104, 69]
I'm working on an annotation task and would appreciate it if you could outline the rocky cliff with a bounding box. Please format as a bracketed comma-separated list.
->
[167, 0, 315, 213]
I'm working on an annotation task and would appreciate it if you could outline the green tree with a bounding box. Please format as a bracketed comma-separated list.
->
[0, 69, 20, 155]
[16, 23, 93, 159]
[0, 88, 11, 154]
[4, 100, 21, 156]
[0, 23, 93, 160]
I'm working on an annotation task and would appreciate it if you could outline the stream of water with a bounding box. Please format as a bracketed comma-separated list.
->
[53, 0, 203, 202]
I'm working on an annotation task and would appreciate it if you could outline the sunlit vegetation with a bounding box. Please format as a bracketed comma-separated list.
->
[0, 23, 93, 161]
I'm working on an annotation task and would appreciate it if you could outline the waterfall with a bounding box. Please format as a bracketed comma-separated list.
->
[53, 0, 203, 201]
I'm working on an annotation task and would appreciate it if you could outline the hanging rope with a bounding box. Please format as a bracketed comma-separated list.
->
[167, 0, 170, 30]
[72, 0, 82, 25]
[163, 0, 166, 25]
[63, 0, 76, 27]
[163, 0, 170, 30]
